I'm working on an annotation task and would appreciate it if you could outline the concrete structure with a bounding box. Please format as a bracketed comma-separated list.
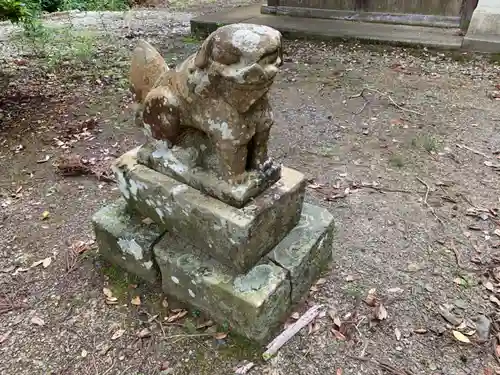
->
[463, 0, 500, 52]
[190, 1, 500, 53]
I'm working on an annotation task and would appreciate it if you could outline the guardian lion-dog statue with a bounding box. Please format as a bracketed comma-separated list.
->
[129, 24, 283, 182]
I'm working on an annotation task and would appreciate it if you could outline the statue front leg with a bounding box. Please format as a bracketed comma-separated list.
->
[142, 87, 181, 145]
[215, 141, 248, 182]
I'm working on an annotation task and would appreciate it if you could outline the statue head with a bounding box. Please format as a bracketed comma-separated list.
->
[189, 24, 283, 110]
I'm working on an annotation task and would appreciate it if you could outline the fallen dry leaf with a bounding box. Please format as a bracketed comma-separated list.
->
[365, 288, 378, 306]
[495, 229, 500, 238]
[214, 332, 228, 340]
[36, 155, 51, 163]
[105, 297, 118, 305]
[31, 316, 45, 326]
[111, 329, 125, 340]
[41, 211, 50, 220]
[166, 310, 188, 323]
[395, 328, 401, 341]
[485, 281, 495, 292]
[490, 294, 500, 307]
[452, 330, 471, 344]
[137, 328, 151, 338]
[142, 217, 154, 225]
[345, 275, 360, 282]
[131, 296, 141, 306]
[496, 345, 500, 357]
[414, 328, 427, 334]
[453, 277, 467, 286]
[81, 349, 88, 358]
[291, 312, 300, 320]
[196, 320, 214, 330]
[387, 287, 404, 293]
[103, 288, 113, 299]
[0, 330, 12, 344]
[336, 369, 343, 375]
[42, 257, 52, 268]
[333, 316, 342, 328]
[374, 303, 388, 320]
[331, 328, 346, 341]
[315, 278, 327, 285]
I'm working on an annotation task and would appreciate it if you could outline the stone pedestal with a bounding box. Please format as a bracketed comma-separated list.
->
[92, 148, 334, 342]
[463, 0, 500, 52]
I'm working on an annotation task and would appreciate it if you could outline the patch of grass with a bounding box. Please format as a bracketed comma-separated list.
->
[343, 284, 363, 299]
[101, 262, 140, 298]
[389, 154, 404, 168]
[411, 134, 439, 153]
[490, 53, 500, 65]
[182, 35, 200, 44]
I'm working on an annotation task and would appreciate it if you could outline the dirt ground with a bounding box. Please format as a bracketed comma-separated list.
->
[1, 2, 500, 374]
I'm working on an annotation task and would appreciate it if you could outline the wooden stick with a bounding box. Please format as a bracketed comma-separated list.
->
[456, 143, 490, 159]
[235, 361, 255, 374]
[416, 177, 444, 225]
[263, 305, 322, 361]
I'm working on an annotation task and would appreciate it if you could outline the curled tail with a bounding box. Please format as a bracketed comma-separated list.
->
[129, 40, 169, 103]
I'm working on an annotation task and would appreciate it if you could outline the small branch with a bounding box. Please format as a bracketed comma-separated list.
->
[367, 87, 423, 116]
[263, 305, 322, 361]
[416, 177, 444, 225]
[456, 143, 490, 159]
[235, 361, 255, 375]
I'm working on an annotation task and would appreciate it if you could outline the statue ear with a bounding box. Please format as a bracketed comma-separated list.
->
[194, 35, 214, 69]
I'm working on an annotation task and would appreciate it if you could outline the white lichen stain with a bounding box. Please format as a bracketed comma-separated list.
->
[143, 261, 153, 269]
[117, 238, 144, 260]
[151, 142, 187, 175]
[188, 289, 196, 298]
[171, 276, 180, 284]
[171, 185, 188, 196]
[207, 119, 234, 140]
[155, 207, 165, 221]
[191, 280, 197, 285]
[143, 123, 153, 138]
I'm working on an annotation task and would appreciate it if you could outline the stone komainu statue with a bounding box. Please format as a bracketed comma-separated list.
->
[129, 24, 283, 182]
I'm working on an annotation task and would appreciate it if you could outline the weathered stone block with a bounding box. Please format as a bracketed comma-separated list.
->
[154, 234, 291, 343]
[92, 198, 164, 283]
[113, 147, 306, 273]
[137, 140, 281, 208]
[266, 203, 334, 304]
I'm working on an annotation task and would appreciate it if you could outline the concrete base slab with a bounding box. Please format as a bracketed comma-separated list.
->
[137, 140, 281, 209]
[190, 4, 463, 50]
[92, 198, 164, 283]
[92, 198, 334, 343]
[112, 147, 306, 273]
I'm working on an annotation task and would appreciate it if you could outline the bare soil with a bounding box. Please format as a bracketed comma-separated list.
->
[1, 2, 500, 375]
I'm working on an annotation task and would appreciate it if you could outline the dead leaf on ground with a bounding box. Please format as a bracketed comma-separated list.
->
[394, 328, 402, 341]
[336, 369, 343, 375]
[345, 275, 360, 282]
[315, 278, 327, 285]
[490, 294, 500, 307]
[374, 303, 388, 320]
[453, 277, 468, 286]
[81, 349, 88, 358]
[131, 296, 141, 306]
[0, 330, 12, 344]
[496, 345, 500, 357]
[42, 257, 52, 268]
[196, 320, 214, 330]
[41, 211, 50, 220]
[331, 328, 346, 341]
[291, 312, 300, 320]
[166, 310, 188, 323]
[414, 328, 427, 334]
[31, 316, 45, 326]
[111, 329, 125, 340]
[452, 330, 471, 344]
[308, 322, 320, 335]
[137, 328, 151, 338]
[214, 332, 228, 340]
[103, 288, 113, 299]
[485, 281, 495, 292]
[387, 287, 404, 293]
[36, 155, 51, 163]
[365, 288, 378, 306]
[142, 217, 154, 225]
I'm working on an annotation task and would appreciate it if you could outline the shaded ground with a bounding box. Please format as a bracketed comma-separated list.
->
[1, 3, 500, 375]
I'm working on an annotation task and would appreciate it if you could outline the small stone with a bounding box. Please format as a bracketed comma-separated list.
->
[475, 315, 491, 342]
[439, 305, 462, 326]
[453, 299, 467, 310]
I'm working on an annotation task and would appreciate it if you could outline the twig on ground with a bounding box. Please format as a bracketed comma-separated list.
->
[416, 177, 444, 225]
[455, 143, 491, 159]
[235, 361, 255, 375]
[349, 88, 371, 116]
[367, 87, 423, 116]
[102, 359, 115, 375]
[348, 356, 414, 375]
[263, 305, 322, 361]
